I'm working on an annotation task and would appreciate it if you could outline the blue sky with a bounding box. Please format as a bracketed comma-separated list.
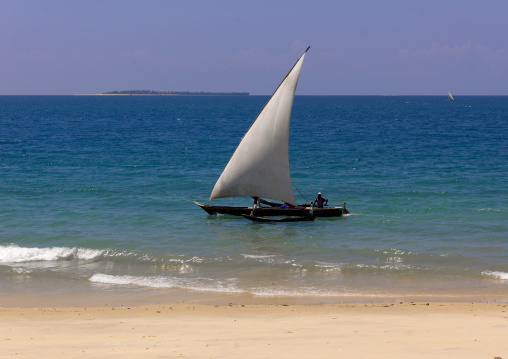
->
[1, 0, 507, 95]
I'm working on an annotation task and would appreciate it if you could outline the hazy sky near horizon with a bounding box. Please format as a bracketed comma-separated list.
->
[1, 0, 507, 95]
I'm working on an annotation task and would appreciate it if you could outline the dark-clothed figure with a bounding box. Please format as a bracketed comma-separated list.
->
[313, 192, 328, 208]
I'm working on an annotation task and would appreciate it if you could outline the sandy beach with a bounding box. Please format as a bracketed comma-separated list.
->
[1, 301, 507, 358]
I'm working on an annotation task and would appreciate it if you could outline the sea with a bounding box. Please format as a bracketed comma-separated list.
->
[1, 95, 507, 306]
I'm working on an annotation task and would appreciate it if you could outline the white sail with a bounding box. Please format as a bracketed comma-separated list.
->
[210, 47, 309, 205]
[448, 91, 454, 101]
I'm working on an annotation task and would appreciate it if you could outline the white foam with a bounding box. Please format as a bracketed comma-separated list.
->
[241, 254, 276, 259]
[386, 256, 403, 264]
[315, 262, 342, 272]
[0, 245, 104, 263]
[483, 271, 508, 280]
[76, 248, 104, 260]
[477, 208, 502, 212]
[250, 287, 377, 297]
[89, 273, 244, 293]
[12, 267, 33, 274]
[342, 213, 356, 217]
[90, 273, 170, 287]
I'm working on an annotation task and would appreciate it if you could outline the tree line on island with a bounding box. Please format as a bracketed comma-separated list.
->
[103, 90, 249, 96]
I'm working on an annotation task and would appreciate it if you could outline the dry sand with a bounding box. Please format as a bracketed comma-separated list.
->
[1, 301, 507, 358]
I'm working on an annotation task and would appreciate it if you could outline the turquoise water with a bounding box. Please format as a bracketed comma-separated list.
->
[1, 95, 507, 305]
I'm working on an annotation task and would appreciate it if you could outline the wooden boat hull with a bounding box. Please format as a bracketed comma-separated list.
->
[193, 202, 348, 218]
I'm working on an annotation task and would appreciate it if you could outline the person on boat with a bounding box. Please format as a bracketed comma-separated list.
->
[313, 192, 328, 208]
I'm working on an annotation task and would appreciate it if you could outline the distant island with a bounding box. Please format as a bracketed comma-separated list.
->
[102, 90, 249, 96]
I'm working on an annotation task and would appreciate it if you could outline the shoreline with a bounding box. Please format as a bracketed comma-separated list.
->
[2, 302, 507, 358]
[2, 288, 507, 308]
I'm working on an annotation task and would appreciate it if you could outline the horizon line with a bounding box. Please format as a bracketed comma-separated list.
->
[1, 93, 508, 97]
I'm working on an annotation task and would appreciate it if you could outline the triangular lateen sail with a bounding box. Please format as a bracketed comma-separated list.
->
[210, 47, 309, 205]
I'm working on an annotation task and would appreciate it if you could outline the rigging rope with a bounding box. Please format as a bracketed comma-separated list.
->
[293, 184, 311, 205]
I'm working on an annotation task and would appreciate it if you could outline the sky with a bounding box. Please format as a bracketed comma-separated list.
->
[1, 0, 507, 95]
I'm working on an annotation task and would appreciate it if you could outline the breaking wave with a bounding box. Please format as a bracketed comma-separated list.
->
[0, 244, 104, 263]
[483, 271, 508, 280]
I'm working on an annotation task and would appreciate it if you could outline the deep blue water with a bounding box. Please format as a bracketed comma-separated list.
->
[1, 95, 507, 304]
